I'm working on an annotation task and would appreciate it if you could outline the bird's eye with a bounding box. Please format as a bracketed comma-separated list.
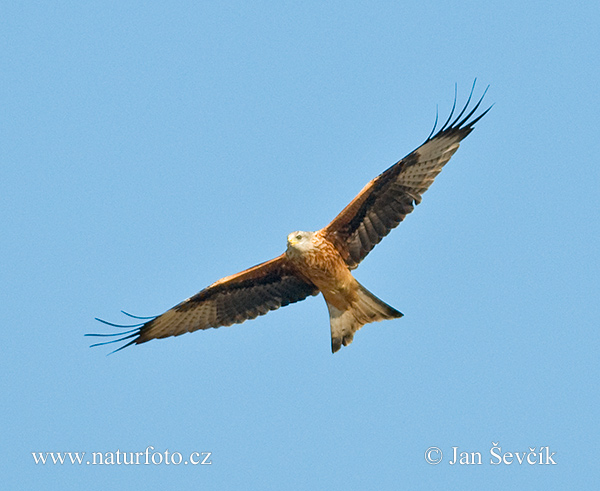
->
[296, 234, 303, 241]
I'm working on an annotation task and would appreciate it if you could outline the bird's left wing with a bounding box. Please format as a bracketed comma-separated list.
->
[322, 85, 491, 269]
[88, 254, 318, 351]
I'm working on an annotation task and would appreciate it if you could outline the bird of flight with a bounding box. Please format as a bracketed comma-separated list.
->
[89, 83, 491, 354]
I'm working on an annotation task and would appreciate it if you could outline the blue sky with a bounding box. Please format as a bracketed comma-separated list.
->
[2, 1, 598, 489]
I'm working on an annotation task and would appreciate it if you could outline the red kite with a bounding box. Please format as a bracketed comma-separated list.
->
[89, 84, 490, 353]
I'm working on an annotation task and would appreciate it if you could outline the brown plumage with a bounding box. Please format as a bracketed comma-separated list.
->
[89, 84, 491, 353]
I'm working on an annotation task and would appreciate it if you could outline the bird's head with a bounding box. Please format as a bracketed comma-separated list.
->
[287, 230, 314, 252]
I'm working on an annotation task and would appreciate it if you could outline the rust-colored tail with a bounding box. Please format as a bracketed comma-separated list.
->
[327, 282, 403, 353]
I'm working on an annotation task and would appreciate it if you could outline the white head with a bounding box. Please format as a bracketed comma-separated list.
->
[286, 230, 315, 253]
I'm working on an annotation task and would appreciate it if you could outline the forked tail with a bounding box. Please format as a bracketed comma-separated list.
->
[327, 282, 403, 353]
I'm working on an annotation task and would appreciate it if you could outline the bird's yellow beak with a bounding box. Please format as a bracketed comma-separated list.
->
[287, 234, 297, 246]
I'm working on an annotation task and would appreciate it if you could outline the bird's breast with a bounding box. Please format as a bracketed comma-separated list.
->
[286, 232, 357, 308]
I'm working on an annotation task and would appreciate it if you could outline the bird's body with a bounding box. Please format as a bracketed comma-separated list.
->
[286, 230, 402, 351]
[286, 231, 354, 310]
[89, 84, 491, 353]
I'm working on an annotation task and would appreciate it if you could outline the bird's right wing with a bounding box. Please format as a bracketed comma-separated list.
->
[88, 254, 318, 351]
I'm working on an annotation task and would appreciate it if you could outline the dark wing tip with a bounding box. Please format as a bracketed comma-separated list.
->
[86, 313, 157, 354]
[426, 80, 492, 143]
